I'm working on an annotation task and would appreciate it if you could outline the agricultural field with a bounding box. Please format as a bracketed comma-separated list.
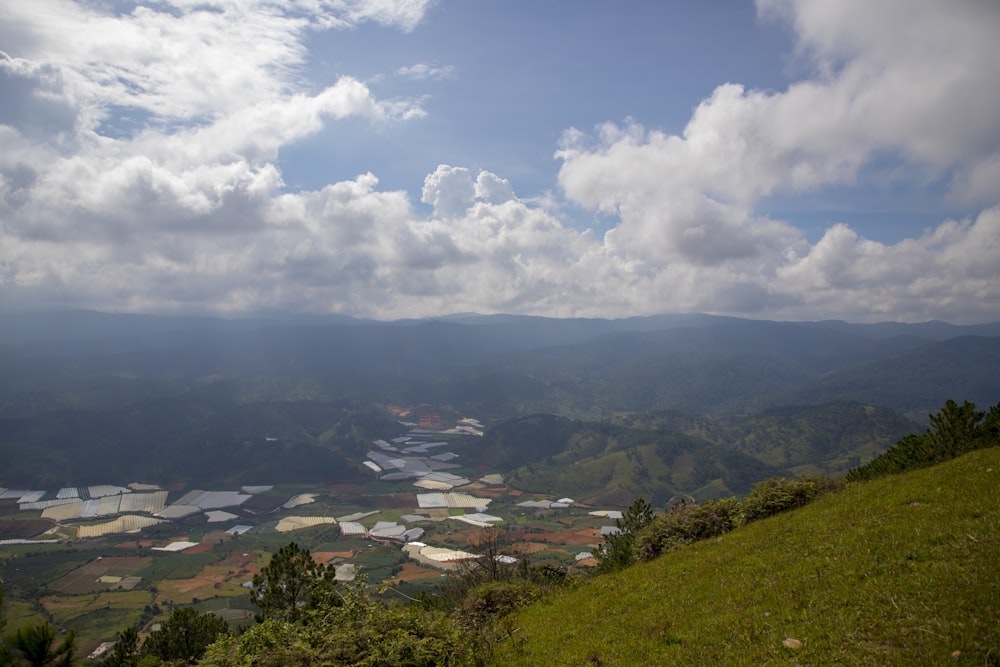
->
[0, 425, 618, 657]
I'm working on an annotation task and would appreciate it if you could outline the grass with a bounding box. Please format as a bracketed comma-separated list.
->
[136, 551, 217, 582]
[492, 446, 1000, 666]
[40, 590, 151, 648]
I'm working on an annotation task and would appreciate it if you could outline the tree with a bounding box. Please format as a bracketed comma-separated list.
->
[596, 497, 653, 572]
[928, 399, 983, 458]
[100, 627, 139, 667]
[7, 623, 76, 667]
[141, 607, 228, 665]
[847, 399, 1000, 481]
[463, 526, 520, 585]
[979, 402, 1000, 445]
[251, 542, 338, 623]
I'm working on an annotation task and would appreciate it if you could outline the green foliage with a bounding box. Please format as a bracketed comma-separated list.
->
[100, 627, 139, 667]
[5, 622, 75, 667]
[847, 399, 1000, 481]
[140, 607, 229, 665]
[596, 497, 653, 572]
[627, 474, 842, 562]
[457, 580, 543, 629]
[635, 498, 740, 561]
[203, 577, 463, 667]
[738, 475, 843, 524]
[454, 579, 544, 666]
[502, 402, 912, 503]
[250, 542, 339, 624]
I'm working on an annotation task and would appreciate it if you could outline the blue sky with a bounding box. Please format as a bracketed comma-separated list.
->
[283, 2, 794, 207]
[1, 0, 998, 322]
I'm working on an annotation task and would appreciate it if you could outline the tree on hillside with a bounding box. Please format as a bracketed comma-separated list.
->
[99, 627, 139, 667]
[928, 399, 983, 458]
[596, 497, 653, 572]
[6, 622, 75, 667]
[847, 399, 1000, 481]
[979, 402, 1000, 444]
[141, 607, 228, 665]
[251, 542, 339, 623]
[463, 526, 521, 585]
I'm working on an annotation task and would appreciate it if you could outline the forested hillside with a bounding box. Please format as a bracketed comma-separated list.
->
[489, 403, 915, 504]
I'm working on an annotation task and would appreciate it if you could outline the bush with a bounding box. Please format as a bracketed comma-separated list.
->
[739, 476, 842, 524]
[635, 498, 740, 561]
[457, 579, 543, 627]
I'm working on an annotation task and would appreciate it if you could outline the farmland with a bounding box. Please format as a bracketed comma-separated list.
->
[0, 419, 615, 657]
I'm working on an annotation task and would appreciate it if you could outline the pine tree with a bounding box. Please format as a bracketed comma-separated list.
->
[251, 542, 339, 623]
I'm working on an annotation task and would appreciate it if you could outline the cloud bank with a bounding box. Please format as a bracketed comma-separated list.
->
[1, 0, 998, 322]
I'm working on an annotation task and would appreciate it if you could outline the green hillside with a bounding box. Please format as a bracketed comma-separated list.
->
[499, 403, 915, 504]
[493, 447, 1000, 666]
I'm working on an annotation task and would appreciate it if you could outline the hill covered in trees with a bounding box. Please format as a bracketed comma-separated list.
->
[473, 402, 915, 505]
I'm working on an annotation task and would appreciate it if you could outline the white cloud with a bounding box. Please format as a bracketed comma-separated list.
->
[421, 165, 476, 220]
[397, 63, 457, 80]
[1, 0, 999, 323]
[549, 0, 1000, 321]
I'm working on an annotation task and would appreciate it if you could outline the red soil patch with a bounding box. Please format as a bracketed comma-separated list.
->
[389, 562, 443, 583]
[183, 531, 230, 553]
[468, 486, 507, 498]
[159, 555, 260, 603]
[512, 542, 550, 555]
[519, 527, 602, 547]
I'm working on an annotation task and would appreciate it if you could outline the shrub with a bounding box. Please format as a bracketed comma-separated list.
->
[635, 498, 740, 561]
[739, 476, 842, 524]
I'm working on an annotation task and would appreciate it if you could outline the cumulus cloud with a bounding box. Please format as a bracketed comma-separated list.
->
[1, 0, 999, 323]
[551, 0, 1000, 321]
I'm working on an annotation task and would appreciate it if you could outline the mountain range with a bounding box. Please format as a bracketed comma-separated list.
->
[1, 310, 998, 490]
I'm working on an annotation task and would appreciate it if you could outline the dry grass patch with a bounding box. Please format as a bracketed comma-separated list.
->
[391, 562, 444, 583]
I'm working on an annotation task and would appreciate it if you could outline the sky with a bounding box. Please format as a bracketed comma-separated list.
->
[1, 0, 999, 324]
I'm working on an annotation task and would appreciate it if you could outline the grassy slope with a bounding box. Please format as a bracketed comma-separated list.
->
[494, 447, 1000, 666]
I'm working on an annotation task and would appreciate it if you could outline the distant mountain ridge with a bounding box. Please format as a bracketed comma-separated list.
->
[1, 309, 998, 418]
[1, 310, 997, 488]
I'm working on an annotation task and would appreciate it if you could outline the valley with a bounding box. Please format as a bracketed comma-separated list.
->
[1, 310, 998, 661]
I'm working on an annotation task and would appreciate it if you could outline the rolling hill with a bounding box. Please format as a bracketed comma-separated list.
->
[492, 446, 1000, 665]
